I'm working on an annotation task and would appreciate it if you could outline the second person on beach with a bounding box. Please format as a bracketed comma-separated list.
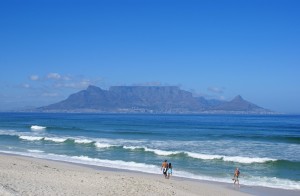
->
[167, 163, 172, 179]
[232, 167, 240, 186]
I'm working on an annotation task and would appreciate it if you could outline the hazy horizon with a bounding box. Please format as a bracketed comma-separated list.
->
[1, 0, 299, 113]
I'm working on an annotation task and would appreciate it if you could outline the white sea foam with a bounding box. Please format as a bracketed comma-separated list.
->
[25, 152, 160, 174]
[241, 175, 300, 190]
[31, 125, 46, 131]
[222, 156, 277, 163]
[123, 146, 140, 150]
[144, 147, 181, 156]
[19, 136, 44, 141]
[173, 169, 300, 190]
[123, 146, 181, 156]
[123, 146, 145, 150]
[124, 145, 277, 164]
[44, 137, 67, 143]
[17, 133, 278, 164]
[187, 152, 277, 163]
[0, 129, 19, 136]
[68, 155, 159, 173]
[27, 149, 44, 153]
[94, 142, 115, 148]
[186, 152, 223, 160]
[74, 139, 93, 144]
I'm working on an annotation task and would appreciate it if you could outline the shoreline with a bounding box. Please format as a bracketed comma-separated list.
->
[1, 153, 299, 196]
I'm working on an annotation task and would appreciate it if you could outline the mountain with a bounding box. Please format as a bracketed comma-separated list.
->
[195, 97, 225, 110]
[209, 95, 270, 113]
[37, 85, 274, 114]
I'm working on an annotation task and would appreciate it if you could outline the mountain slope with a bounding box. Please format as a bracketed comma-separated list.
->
[211, 95, 266, 112]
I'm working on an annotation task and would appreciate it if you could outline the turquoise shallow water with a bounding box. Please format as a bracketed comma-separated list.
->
[0, 113, 299, 190]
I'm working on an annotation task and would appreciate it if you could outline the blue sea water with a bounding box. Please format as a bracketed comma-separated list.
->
[0, 113, 299, 190]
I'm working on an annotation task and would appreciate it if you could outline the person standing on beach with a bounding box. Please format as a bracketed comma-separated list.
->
[161, 160, 168, 178]
[232, 167, 240, 186]
[167, 163, 173, 179]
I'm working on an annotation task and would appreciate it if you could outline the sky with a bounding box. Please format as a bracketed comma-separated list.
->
[0, 0, 299, 113]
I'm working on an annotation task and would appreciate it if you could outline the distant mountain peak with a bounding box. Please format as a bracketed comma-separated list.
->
[233, 95, 243, 101]
[87, 85, 102, 91]
[231, 95, 247, 103]
[211, 94, 267, 112]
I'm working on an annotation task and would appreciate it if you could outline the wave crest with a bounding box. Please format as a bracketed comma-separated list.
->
[19, 136, 44, 141]
[74, 139, 93, 144]
[222, 156, 276, 163]
[123, 146, 276, 164]
[15, 134, 278, 164]
[31, 125, 46, 131]
[44, 137, 67, 143]
[95, 142, 115, 148]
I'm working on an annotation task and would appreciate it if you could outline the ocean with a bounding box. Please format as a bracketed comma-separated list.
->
[0, 113, 299, 190]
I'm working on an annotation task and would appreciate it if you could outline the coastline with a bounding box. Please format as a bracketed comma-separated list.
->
[1, 153, 299, 196]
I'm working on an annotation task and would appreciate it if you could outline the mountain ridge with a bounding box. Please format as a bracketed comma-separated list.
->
[37, 85, 274, 114]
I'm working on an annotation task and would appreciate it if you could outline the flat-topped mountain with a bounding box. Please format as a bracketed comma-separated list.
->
[37, 85, 273, 114]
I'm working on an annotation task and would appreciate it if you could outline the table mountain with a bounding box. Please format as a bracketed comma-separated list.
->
[37, 85, 273, 114]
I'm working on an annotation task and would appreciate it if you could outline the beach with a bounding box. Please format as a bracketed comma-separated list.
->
[1, 154, 300, 196]
[0, 154, 252, 196]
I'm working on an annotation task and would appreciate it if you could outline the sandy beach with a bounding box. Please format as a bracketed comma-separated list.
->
[1, 154, 299, 196]
[0, 154, 251, 196]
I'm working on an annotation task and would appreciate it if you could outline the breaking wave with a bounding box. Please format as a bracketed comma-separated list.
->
[122, 146, 277, 164]
[95, 142, 116, 148]
[31, 125, 46, 131]
[74, 139, 94, 144]
[15, 134, 278, 164]
[20, 136, 44, 141]
[44, 137, 67, 143]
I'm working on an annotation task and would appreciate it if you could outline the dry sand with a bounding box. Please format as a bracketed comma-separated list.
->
[0, 154, 255, 196]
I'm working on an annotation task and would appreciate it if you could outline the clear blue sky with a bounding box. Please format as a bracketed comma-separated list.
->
[0, 0, 299, 113]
